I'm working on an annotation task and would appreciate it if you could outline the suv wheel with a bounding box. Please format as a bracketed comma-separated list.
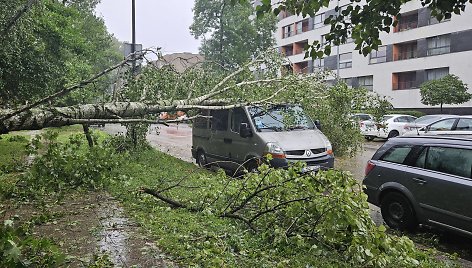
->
[196, 150, 208, 168]
[387, 130, 399, 139]
[380, 192, 418, 231]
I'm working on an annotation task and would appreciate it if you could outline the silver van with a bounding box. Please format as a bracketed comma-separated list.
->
[191, 104, 334, 173]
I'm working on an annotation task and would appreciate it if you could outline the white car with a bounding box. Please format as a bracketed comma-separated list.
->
[361, 114, 417, 140]
[404, 116, 472, 136]
[403, 114, 457, 134]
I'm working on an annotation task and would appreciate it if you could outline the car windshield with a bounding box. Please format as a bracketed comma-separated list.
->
[414, 115, 442, 125]
[248, 105, 315, 132]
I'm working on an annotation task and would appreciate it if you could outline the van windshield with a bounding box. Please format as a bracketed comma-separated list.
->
[248, 105, 315, 132]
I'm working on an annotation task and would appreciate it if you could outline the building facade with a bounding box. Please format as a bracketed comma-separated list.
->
[275, 1, 472, 111]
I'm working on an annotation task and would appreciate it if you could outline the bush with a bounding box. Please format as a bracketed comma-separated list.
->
[0, 218, 64, 267]
[21, 130, 123, 197]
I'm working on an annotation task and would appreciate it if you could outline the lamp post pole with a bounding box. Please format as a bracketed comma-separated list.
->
[336, 0, 340, 80]
[131, 0, 136, 72]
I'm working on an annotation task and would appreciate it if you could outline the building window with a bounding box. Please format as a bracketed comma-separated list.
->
[313, 13, 325, 29]
[358, 75, 374, 91]
[426, 67, 449, 81]
[369, 46, 387, 64]
[395, 11, 418, 32]
[342, 78, 353, 88]
[282, 44, 293, 56]
[296, 19, 310, 34]
[282, 25, 294, 38]
[393, 71, 417, 90]
[339, 52, 352, 69]
[394, 42, 417, 61]
[427, 34, 450, 56]
[313, 58, 324, 71]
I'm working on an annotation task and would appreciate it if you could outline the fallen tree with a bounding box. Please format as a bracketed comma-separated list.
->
[137, 162, 448, 267]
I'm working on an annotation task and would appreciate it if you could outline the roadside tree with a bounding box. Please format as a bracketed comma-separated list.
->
[190, 0, 277, 69]
[420, 74, 471, 112]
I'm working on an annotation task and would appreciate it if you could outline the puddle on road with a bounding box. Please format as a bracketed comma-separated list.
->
[98, 201, 130, 266]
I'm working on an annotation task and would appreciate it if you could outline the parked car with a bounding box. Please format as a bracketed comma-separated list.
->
[191, 104, 334, 173]
[361, 114, 417, 140]
[404, 116, 472, 136]
[403, 114, 457, 134]
[363, 136, 472, 237]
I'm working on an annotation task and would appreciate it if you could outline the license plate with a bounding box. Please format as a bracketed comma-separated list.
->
[302, 165, 321, 173]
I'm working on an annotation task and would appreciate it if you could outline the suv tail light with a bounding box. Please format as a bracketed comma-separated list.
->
[365, 160, 376, 176]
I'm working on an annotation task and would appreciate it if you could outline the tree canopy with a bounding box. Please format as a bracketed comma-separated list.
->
[191, 0, 277, 69]
[247, 0, 472, 58]
[0, 0, 122, 107]
[420, 74, 471, 112]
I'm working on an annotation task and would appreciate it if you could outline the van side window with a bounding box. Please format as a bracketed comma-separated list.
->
[194, 109, 210, 129]
[231, 108, 249, 133]
[211, 110, 229, 131]
[424, 147, 472, 178]
[380, 145, 414, 164]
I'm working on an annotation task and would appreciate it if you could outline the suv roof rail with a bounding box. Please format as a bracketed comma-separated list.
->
[395, 135, 472, 142]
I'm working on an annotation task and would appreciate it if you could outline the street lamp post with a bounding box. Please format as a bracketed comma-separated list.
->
[131, 0, 136, 72]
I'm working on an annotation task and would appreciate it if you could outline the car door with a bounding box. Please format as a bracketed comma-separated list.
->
[403, 145, 472, 234]
[224, 108, 254, 172]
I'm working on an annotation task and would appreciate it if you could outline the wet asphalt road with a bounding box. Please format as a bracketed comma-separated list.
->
[100, 124, 472, 264]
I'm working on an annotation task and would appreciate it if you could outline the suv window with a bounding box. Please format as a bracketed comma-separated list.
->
[428, 118, 456, 131]
[211, 110, 229, 131]
[231, 108, 249, 133]
[423, 147, 472, 178]
[380, 145, 414, 164]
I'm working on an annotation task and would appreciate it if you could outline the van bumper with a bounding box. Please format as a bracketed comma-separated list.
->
[270, 154, 335, 169]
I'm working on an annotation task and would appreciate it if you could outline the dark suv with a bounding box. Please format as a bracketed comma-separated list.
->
[363, 136, 472, 237]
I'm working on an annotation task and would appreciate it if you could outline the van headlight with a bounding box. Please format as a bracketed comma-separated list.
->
[326, 142, 333, 155]
[264, 142, 286, 159]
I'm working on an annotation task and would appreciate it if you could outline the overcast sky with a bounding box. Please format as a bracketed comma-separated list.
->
[95, 0, 201, 55]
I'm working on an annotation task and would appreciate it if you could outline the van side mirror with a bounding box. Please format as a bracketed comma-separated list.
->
[240, 123, 253, 138]
[314, 120, 322, 131]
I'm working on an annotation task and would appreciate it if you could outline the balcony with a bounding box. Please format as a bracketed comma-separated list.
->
[394, 12, 418, 32]
[393, 42, 417, 61]
[394, 51, 417, 61]
[392, 81, 417, 90]
[392, 71, 417, 90]
[282, 30, 295, 39]
[396, 21, 418, 32]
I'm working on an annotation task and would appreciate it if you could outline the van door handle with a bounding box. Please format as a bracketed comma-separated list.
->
[412, 178, 427, 185]
[224, 138, 232, 144]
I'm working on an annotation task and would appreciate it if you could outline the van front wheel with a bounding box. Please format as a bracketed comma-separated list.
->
[197, 150, 208, 169]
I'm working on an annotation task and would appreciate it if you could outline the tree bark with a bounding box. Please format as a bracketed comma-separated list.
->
[82, 124, 94, 148]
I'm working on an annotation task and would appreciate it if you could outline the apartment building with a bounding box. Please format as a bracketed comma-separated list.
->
[276, 1, 472, 111]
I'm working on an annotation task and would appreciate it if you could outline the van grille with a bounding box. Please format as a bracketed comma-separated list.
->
[311, 148, 326, 154]
[286, 148, 326, 156]
[285, 150, 305, 156]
